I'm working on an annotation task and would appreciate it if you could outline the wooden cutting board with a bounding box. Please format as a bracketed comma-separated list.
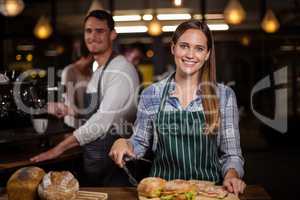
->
[0, 190, 108, 200]
[76, 190, 108, 200]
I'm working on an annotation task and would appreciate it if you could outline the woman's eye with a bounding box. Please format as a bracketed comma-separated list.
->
[196, 47, 205, 52]
[179, 44, 188, 49]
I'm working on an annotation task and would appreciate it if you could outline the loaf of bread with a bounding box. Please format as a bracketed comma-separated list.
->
[6, 166, 46, 200]
[38, 171, 79, 200]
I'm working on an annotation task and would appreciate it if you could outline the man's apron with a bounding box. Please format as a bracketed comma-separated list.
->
[81, 53, 129, 186]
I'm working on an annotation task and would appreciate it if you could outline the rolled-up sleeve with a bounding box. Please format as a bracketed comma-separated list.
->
[218, 86, 245, 178]
[128, 86, 157, 158]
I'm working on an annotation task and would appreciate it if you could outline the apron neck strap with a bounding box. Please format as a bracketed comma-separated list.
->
[102, 51, 118, 72]
[97, 51, 118, 101]
[158, 72, 175, 112]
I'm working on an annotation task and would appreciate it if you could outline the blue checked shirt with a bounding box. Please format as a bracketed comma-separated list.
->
[129, 75, 245, 178]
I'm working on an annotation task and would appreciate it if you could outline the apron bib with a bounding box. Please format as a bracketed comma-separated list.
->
[80, 53, 129, 186]
[149, 74, 221, 182]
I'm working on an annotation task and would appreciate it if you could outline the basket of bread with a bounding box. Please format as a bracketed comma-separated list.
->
[5, 166, 107, 200]
[137, 177, 239, 200]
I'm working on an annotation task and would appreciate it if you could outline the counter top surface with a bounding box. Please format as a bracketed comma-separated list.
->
[0, 185, 271, 200]
[0, 117, 73, 144]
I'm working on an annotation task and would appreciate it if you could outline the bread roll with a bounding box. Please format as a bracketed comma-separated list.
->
[6, 166, 46, 200]
[38, 171, 79, 200]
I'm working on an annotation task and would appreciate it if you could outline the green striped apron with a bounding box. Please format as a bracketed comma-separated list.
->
[149, 75, 221, 182]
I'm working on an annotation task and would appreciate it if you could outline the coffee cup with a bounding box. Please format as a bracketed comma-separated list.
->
[32, 118, 48, 134]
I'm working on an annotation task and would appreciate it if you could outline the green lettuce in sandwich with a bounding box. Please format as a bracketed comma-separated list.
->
[160, 179, 197, 200]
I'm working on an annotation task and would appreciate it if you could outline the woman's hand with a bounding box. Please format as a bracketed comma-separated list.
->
[223, 169, 246, 196]
[47, 102, 75, 118]
[30, 146, 63, 163]
[109, 138, 135, 168]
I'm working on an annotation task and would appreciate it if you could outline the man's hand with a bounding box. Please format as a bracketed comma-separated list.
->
[109, 138, 135, 168]
[30, 146, 63, 163]
[223, 168, 246, 196]
[47, 102, 75, 118]
[30, 135, 79, 163]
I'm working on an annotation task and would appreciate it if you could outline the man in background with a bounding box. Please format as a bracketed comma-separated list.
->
[31, 10, 139, 186]
[122, 42, 145, 83]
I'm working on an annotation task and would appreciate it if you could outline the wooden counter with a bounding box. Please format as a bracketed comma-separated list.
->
[81, 186, 271, 200]
[0, 117, 78, 171]
[0, 147, 81, 170]
[0, 185, 270, 200]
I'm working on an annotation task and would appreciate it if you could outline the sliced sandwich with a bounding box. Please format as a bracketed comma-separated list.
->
[160, 179, 197, 200]
[138, 177, 167, 200]
[189, 181, 238, 200]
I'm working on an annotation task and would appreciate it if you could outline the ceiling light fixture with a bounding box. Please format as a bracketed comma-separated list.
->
[224, 0, 246, 25]
[162, 23, 229, 32]
[174, 0, 182, 7]
[261, 9, 280, 33]
[193, 14, 224, 20]
[148, 15, 162, 36]
[87, 0, 103, 14]
[113, 15, 142, 21]
[33, 16, 53, 40]
[115, 26, 148, 33]
[157, 13, 191, 20]
[142, 14, 153, 21]
[0, 0, 24, 17]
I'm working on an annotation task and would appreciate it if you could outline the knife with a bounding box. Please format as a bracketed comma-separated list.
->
[123, 155, 152, 163]
[122, 164, 138, 187]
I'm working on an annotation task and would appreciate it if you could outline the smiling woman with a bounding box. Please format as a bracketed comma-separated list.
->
[110, 19, 246, 196]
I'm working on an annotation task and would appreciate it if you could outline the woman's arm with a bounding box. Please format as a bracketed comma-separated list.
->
[218, 86, 246, 194]
[110, 85, 157, 167]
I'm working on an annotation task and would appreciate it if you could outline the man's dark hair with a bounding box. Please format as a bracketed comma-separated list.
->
[84, 10, 115, 31]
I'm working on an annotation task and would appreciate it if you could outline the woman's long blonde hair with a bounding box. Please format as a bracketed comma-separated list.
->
[172, 20, 220, 134]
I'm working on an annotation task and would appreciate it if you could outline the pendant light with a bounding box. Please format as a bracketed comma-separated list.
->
[147, 0, 161, 36]
[261, 9, 280, 33]
[173, 0, 182, 7]
[33, 16, 53, 40]
[224, 0, 246, 25]
[87, 0, 104, 14]
[0, 0, 24, 17]
[148, 14, 162, 36]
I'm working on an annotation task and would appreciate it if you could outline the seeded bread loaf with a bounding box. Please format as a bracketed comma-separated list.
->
[38, 171, 79, 200]
[6, 166, 46, 200]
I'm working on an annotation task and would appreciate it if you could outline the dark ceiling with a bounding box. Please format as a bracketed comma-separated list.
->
[2, 0, 300, 36]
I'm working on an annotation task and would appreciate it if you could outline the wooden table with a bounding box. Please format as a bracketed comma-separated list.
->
[0, 147, 81, 170]
[0, 185, 270, 200]
[81, 186, 271, 200]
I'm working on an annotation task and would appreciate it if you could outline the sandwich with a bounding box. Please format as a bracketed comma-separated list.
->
[138, 177, 167, 200]
[160, 179, 197, 200]
[188, 180, 238, 200]
[137, 177, 239, 200]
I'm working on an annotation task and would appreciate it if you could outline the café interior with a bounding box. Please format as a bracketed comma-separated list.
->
[0, 0, 300, 200]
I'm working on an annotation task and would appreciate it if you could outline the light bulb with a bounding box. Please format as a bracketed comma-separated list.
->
[261, 9, 280, 33]
[174, 0, 182, 7]
[148, 17, 162, 36]
[0, 0, 24, 17]
[33, 16, 53, 39]
[224, 0, 246, 25]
